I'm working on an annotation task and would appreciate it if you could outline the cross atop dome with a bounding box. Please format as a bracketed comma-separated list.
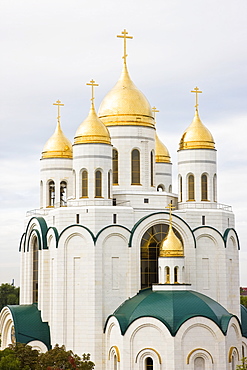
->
[152, 106, 159, 121]
[86, 79, 99, 103]
[191, 86, 202, 111]
[117, 29, 133, 65]
[53, 99, 64, 124]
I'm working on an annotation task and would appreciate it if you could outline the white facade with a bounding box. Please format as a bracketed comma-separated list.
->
[0, 42, 244, 370]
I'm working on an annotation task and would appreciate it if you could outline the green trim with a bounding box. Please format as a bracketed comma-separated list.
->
[24, 217, 48, 251]
[8, 304, 51, 350]
[27, 229, 42, 252]
[59, 224, 95, 246]
[95, 224, 131, 242]
[128, 212, 195, 248]
[223, 228, 240, 250]
[19, 233, 26, 252]
[46, 227, 59, 248]
[241, 304, 247, 338]
[193, 225, 223, 248]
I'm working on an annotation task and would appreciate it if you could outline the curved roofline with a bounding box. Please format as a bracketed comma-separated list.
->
[193, 226, 240, 250]
[95, 224, 131, 242]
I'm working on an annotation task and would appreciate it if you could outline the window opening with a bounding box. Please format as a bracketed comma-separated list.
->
[108, 171, 111, 199]
[144, 198, 149, 203]
[179, 176, 182, 202]
[146, 357, 153, 370]
[82, 170, 88, 197]
[131, 149, 140, 185]
[201, 174, 208, 201]
[150, 151, 154, 186]
[194, 357, 205, 370]
[202, 215, 205, 225]
[157, 184, 164, 192]
[188, 174, 195, 201]
[213, 174, 217, 202]
[113, 198, 117, 206]
[166, 266, 170, 284]
[60, 181, 67, 206]
[48, 180, 55, 207]
[76, 214, 80, 224]
[174, 267, 178, 283]
[113, 149, 118, 185]
[95, 170, 102, 197]
[113, 214, 117, 224]
[32, 237, 39, 303]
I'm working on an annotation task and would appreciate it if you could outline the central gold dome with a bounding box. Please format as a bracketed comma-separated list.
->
[98, 64, 154, 127]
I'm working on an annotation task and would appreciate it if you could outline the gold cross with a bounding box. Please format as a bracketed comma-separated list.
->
[152, 106, 159, 121]
[191, 86, 202, 110]
[53, 99, 64, 123]
[117, 29, 133, 64]
[86, 79, 99, 102]
[165, 202, 175, 224]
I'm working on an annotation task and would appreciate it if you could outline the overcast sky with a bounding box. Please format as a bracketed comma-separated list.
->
[0, 0, 246, 286]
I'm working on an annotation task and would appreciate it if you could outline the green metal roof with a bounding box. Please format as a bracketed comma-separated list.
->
[241, 304, 247, 338]
[107, 288, 234, 336]
[8, 304, 51, 349]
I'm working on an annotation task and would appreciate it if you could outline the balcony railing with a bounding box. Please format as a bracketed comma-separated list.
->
[178, 202, 232, 211]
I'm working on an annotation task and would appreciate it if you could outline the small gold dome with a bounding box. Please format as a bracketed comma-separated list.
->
[155, 133, 171, 163]
[74, 103, 111, 145]
[98, 64, 154, 127]
[42, 121, 72, 159]
[179, 109, 215, 150]
[159, 225, 184, 257]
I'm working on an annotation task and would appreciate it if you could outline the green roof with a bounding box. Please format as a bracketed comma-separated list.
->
[8, 304, 51, 349]
[107, 288, 234, 336]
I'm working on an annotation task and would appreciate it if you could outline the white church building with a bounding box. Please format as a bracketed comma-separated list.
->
[1, 30, 246, 370]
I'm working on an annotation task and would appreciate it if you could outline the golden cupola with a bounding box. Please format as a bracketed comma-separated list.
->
[98, 30, 154, 128]
[42, 100, 72, 159]
[179, 87, 215, 150]
[155, 133, 171, 163]
[74, 80, 111, 145]
[159, 224, 184, 257]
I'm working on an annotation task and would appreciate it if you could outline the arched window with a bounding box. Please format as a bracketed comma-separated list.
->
[108, 171, 111, 199]
[48, 180, 55, 207]
[169, 184, 172, 193]
[32, 236, 39, 303]
[40, 180, 43, 208]
[81, 170, 88, 197]
[112, 149, 118, 185]
[157, 184, 165, 192]
[114, 355, 117, 370]
[150, 151, 154, 186]
[179, 176, 182, 202]
[95, 170, 102, 198]
[60, 181, 67, 206]
[166, 266, 170, 284]
[201, 174, 208, 201]
[174, 266, 178, 283]
[213, 174, 217, 202]
[146, 357, 153, 370]
[131, 149, 140, 185]
[194, 357, 205, 370]
[188, 174, 195, 201]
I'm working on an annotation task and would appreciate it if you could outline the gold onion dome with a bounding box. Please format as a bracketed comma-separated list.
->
[179, 109, 215, 150]
[98, 64, 154, 127]
[74, 102, 111, 145]
[155, 133, 171, 163]
[159, 225, 184, 257]
[42, 121, 72, 159]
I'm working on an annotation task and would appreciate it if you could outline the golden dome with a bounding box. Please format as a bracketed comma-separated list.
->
[159, 225, 184, 257]
[155, 133, 171, 163]
[74, 103, 111, 145]
[98, 64, 154, 127]
[42, 121, 72, 159]
[179, 109, 215, 150]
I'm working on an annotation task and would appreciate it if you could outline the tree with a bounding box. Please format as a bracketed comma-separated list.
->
[241, 296, 247, 309]
[0, 284, 19, 311]
[237, 357, 247, 369]
[8, 343, 39, 369]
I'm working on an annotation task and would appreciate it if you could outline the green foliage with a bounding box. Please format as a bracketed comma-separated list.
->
[0, 343, 94, 370]
[237, 357, 247, 369]
[0, 284, 19, 311]
[240, 296, 247, 308]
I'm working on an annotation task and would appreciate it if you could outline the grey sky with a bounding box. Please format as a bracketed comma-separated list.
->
[0, 0, 246, 285]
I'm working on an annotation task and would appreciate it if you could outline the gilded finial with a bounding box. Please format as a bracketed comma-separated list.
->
[152, 106, 159, 121]
[165, 202, 175, 226]
[53, 99, 64, 125]
[191, 86, 202, 111]
[86, 79, 99, 103]
[117, 29, 133, 65]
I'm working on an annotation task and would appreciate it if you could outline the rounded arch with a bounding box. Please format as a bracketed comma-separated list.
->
[157, 184, 165, 192]
[187, 347, 214, 365]
[131, 148, 141, 185]
[95, 168, 103, 198]
[47, 179, 55, 207]
[178, 174, 182, 202]
[135, 347, 162, 367]
[150, 150, 154, 187]
[213, 173, 217, 202]
[108, 345, 120, 362]
[0, 307, 14, 349]
[187, 173, 195, 201]
[228, 346, 240, 363]
[112, 148, 119, 185]
[201, 172, 209, 201]
[60, 180, 67, 206]
[80, 168, 88, 198]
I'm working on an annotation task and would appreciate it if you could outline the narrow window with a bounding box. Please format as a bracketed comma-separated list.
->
[213, 174, 217, 202]
[81, 170, 88, 197]
[201, 174, 208, 201]
[166, 266, 170, 284]
[95, 170, 102, 198]
[146, 357, 153, 370]
[169, 184, 172, 193]
[113, 198, 117, 206]
[114, 355, 117, 370]
[194, 357, 205, 370]
[188, 174, 195, 201]
[48, 180, 55, 207]
[174, 266, 178, 283]
[157, 184, 165, 192]
[179, 176, 182, 202]
[112, 149, 118, 185]
[60, 181, 67, 206]
[108, 171, 111, 198]
[32, 237, 39, 303]
[76, 214, 80, 224]
[113, 214, 117, 224]
[131, 149, 140, 185]
[202, 215, 205, 225]
[150, 151, 154, 186]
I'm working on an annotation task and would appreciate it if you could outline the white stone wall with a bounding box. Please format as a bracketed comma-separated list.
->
[155, 162, 172, 193]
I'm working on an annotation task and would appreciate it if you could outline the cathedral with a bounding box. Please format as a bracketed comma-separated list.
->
[0, 30, 246, 370]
